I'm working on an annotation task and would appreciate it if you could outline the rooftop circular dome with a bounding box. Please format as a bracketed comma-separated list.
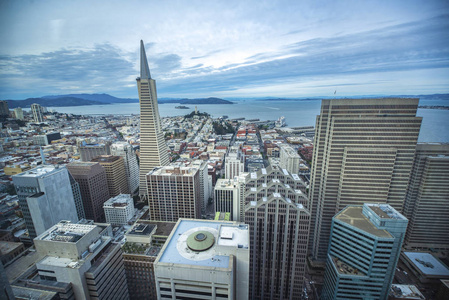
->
[186, 230, 215, 252]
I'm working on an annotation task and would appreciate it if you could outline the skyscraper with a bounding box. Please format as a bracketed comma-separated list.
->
[137, 40, 170, 199]
[13, 107, 23, 120]
[309, 98, 422, 263]
[225, 146, 245, 179]
[279, 144, 301, 174]
[403, 143, 449, 250]
[67, 162, 111, 222]
[111, 141, 140, 194]
[91, 155, 130, 197]
[244, 165, 310, 300]
[33, 221, 129, 299]
[31, 103, 44, 123]
[146, 166, 201, 221]
[0, 100, 9, 116]
[12, 166, 80, 239]
[321, 203, 408, 300]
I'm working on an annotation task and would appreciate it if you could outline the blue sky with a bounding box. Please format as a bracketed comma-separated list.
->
[0, 0, 448, 99]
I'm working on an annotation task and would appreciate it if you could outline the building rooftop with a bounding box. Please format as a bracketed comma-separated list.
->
[336, 206, 392, 238]
[104, 194, 132, 207]
[390, 284, 425, 300]
[366, 203, 406, 220]
[91, 155, 121, 163]
[149, 166, 198, 177]
[128, 223, 156, 236]
[158, 219, 248, 269]
[36, 221, 97, 243]
[14, 166, 58, 178]
[330, 255, 366, 276]
[403, 252, 449, 276]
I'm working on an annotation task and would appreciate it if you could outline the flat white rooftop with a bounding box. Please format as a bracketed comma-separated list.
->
[403, 252, 449, 276]
[158, 219, 248, 269]
[17, 166, 58, 177]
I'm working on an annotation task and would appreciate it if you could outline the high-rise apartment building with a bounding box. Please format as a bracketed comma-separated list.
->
[111, 141, 140, 194]
[91, 155, 130, 197]
[67, 162, 110, 222]
[279, 144, 300, 174]
[104, 194, 135, 226]
[403, 143, 449, 250]
[146, 166, 201, 221]
[31, 103, 44, 123]
[225, 146, 245, 179]
[12, 166, 80, 239]
[321, 203, 408, 300]
[154, 219, 249, 300]
[79, 142, 111, 162]
[122, 219, 175, 300]
[244, 165, 310, 300]
[33, 221, 129, 299]
[309, 98, 422, 263]
[137, 40, 170, 199]
[13, 107, 24, 120]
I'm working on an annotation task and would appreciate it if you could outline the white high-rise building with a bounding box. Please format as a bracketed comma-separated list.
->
[154, 219, 249, 300]
[111, 141, 140, 194]
[225, 146, 245, 179]
[190, 160, 212, 212]
[279, 144, 300, 174]
[137, 40, 170, 199]
[12, 166, 81, 239]
[14, 107, 24, 120]
[103, 194, 135, 226]
[31, 103, 44, 123]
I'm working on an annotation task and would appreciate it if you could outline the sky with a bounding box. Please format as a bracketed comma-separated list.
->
[0, 0, 448, 100]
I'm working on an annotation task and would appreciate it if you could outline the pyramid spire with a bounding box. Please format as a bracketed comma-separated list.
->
[140, 40, 151, 79]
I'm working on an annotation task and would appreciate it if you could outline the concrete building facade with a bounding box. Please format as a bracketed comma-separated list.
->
[244, 165, 310, 300]
[33, 221, 129, 300]
[309, 98, 422, 263]
[403, 143, 449, 250]
[321, 203, 408, 300]
[146, 166, 201, 221]
[14, 107, 24, 120]
[154, 219, 249, 300]
[31, 103, 44, 123]
[67, 162, 111, 222]
[214, 178, 244, 222]
[79, 142, 111, 162]
[91, 155, 130, 197]
[103, 194, 135, 226]
[111, 141, 140, 194]
[279, 144, 300, 174]
[225, 146, 245, 180]
[12, 166, 79, 239]
[137, 40, 170, 199]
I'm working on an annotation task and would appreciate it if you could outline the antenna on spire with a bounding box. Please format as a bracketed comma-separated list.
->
[140, 40, 152, 79]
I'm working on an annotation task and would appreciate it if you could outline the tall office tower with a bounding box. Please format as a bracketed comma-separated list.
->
[33, 221, 129, 300]
[68, 171, 86, 220]
[104, 194, 135, 226]
[0, 100, 9, 116]
[309, 98, 422, 263]
[190, 160, 212, 211]
[111, 141, 140, 194]
[12, 166, 79, 239]
[403, 143, 449, 250]
[14, 107, 24, 120]
[214, 178, 244, 221]
[321, 203, 408, 300]
[122, 220, 176, 300]
[146, 166, 201, 221]
[79, 142, 111, 161]
[154, 219, 249, 300]
[279, 144, 301, 174]
[137, 40, 170, 199]
[225, 146, 245, 179]
[31, 103, 44, 123]
[67, 162, 111, 222]
[244, 165, 310, 300]
[91, 155, 130, 197]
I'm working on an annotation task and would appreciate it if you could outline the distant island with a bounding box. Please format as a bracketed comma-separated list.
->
[4, 94, 233, 108]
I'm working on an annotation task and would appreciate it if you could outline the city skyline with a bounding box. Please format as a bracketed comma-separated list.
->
[1, 1, 449, 99]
